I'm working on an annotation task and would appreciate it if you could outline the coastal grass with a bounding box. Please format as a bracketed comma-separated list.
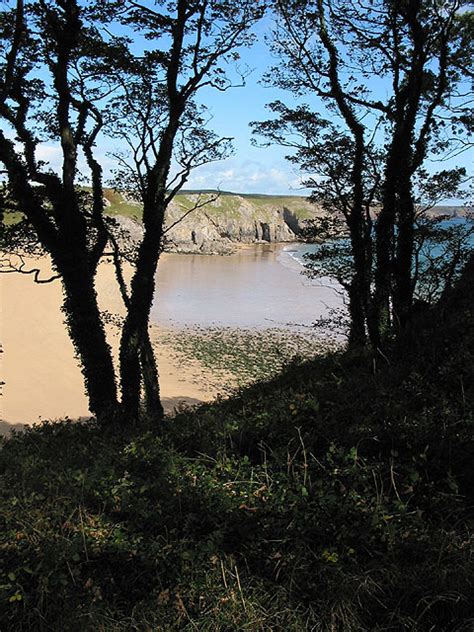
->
[103, 189, 142, 220]
[159, 326, 337, 392]
[1, 278, 473, 630]
[101, 189, 318, 223]
[242, 195, 316, 220]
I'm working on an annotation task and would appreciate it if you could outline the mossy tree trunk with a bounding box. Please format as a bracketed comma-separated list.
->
[58, 252, 119, 421]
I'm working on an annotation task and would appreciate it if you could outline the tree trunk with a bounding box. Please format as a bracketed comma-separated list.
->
[393, 177, 415, 328]
[119, 210, 164, 421]
[347, 217, 370, 348]
[346, 156, 371, 348]
[120, 324, 164, 423]
[373, 140, 401, 344]
[119, 116, 181, 422]
[375, 129, 417, 340]
[140, 328, 164, 420]
[59, 255, 119, 421]
[119, 319, 142, 420]
[347, 275, 367, 347]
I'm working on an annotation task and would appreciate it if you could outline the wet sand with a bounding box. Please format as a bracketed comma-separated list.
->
[1, 246, 344, 431]
[152, 244, 343, 329]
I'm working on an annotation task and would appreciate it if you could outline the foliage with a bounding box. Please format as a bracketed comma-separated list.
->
[254, 0, 474, 346]
[413, 214, 474, 304]
[1, 264, 473, 630]
[301, 213, 474, 309]
[0, 0, 264, 422]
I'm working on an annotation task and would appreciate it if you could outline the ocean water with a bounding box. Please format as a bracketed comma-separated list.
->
[280, 242, 323, 267]
[150, 218, 471, 331]
[283, 217, 473, 266]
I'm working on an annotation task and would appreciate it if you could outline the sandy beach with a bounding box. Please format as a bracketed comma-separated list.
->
[0, 254, 221, 434]
[1, 246, 343, 433]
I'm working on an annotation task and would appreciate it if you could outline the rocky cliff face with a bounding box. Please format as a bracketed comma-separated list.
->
[103, 191, 470, 255]
[104, 191, 322, 254]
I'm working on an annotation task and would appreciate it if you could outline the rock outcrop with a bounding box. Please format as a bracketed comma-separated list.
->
[104, 190, 323, 254]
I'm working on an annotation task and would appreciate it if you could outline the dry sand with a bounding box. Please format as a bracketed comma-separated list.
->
[0, 254, 218, 434]
[1, 245, 344, 434]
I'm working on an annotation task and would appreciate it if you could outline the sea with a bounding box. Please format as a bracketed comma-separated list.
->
[283, 217, 473, 266]
[150, 217, 472, 331]
[151, 244, 343, 331]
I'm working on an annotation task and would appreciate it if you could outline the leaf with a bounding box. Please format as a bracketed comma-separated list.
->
[9, 593, 22, 602]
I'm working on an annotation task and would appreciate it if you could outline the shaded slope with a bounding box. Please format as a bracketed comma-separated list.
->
[0, 261, 473, 630]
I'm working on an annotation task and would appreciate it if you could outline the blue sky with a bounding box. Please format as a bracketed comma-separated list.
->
[21, 10, 473, 200]
[183, 22, 328, 195]
[173, 15, 472, 200]
[29, 14, 310, 196]
[184, 16, 313, 195]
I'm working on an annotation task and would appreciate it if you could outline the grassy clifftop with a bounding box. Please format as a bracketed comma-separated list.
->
[1, 264, 473, 630]
[103, 189, 320, 251]
[103, 189, 317, 222]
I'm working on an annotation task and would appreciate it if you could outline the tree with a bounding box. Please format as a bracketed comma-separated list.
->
[371, 0, 473, 335]
[300, 169, 473, 323]
[411, 169, 473, 305]
[1, 0, 120, 420]
[253, 102, 381, 346]
[0, 0, 263, 423]
[254, 0, 473, 346]
[107, 0, 264, 421]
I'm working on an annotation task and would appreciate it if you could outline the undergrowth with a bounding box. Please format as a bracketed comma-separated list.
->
[1, 271, 473, 630]
[160, 326, 336, 391]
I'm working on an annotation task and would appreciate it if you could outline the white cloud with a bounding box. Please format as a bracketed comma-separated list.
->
[2, 133, 311, 196]
[36, 144, 62, 163]
[185, 156, 310, 195]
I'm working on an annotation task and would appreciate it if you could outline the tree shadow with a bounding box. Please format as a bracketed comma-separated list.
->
[0, 399, 209, 436]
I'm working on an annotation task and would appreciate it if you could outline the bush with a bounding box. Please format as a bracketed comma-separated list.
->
[1, 274, 473, 630]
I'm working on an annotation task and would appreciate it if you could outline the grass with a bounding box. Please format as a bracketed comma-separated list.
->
[243, 195, 316, 219]
[1, 268, 473, 630]
[1, 190, 318, 236]
[103, 189, 318, 223]
[103, 189, 142, 220]
[159, 326, 337, 392]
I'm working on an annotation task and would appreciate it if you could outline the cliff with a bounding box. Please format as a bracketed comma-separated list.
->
[103, 190, 322, 254]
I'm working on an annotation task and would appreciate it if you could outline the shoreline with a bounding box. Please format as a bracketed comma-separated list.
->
[1, 246, 342, 432]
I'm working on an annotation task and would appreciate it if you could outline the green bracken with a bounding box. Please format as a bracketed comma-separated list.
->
[0, 271, 473, 631]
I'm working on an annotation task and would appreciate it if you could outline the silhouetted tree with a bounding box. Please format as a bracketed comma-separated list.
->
[255, 0, 473, 346]
[0, 0, 263, 423]
[0, 0, 120, 420]
[108, 0, 264, 421]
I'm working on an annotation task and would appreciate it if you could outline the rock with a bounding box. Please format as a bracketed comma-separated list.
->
[105, 191, 324, 255]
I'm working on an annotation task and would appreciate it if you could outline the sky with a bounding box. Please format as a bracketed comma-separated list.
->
[14, 8, 474, 200]
[167, 14, 473, 201]
[182, 17, 310, 195]
[28, 14, 311, 196]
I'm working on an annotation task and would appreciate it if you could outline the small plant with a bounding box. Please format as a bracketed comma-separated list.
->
[1, 268, 473, 630]
[159, 326, 336, 393]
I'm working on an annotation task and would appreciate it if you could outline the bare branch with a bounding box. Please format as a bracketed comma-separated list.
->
[163, 191, 220, 235]
[0, 253, 60, 283]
